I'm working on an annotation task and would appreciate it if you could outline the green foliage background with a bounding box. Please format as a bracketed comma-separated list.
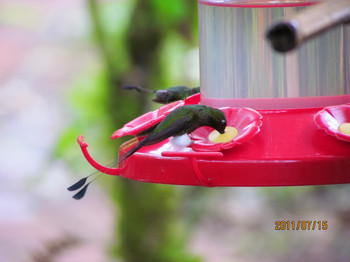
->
[55, 1, 350, 261]
[57, 0, 202, 261]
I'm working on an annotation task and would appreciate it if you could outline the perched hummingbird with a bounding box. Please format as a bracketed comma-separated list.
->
[124, 85, 200, 104]
[119, 104, 227, 162]
[68, 104, 226, 200]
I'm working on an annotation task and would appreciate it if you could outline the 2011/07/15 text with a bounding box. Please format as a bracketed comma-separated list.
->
[275, 221, 328, 230]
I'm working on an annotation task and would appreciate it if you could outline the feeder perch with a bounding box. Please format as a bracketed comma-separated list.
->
[78, 0, 350, 187]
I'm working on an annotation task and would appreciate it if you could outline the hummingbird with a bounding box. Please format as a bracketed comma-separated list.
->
[123, 85, 200, 104]
[68, 104, 226, 200]
[118, 104, 227, 162]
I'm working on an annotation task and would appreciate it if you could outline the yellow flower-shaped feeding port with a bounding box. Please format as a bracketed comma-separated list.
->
[314, 104, 350, 143]
[190, 107, 262, 152]
[339, 123, 350, 136]
[208, 126, 238, 143]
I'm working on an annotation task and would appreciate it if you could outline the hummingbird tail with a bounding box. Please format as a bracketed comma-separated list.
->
[67, 172, 102, 200]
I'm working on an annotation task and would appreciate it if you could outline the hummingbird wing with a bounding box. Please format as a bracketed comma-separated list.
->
[136, 123, 159, 137]
[118, 115, 193, 163]
[142, 114, 193, 146]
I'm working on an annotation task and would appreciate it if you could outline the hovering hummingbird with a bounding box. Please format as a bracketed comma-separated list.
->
[124, 85, 200, 104]
[68, 104, 226, 200]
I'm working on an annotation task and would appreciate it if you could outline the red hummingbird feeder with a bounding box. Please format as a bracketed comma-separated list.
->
[78, 0, 350, 187]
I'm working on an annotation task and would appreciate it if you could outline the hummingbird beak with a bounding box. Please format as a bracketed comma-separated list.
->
[218, 125, 226, 134]
[219, 119, 227, 134]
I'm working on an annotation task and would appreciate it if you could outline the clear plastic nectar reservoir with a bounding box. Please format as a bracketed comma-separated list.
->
[198, 0, 350, 109]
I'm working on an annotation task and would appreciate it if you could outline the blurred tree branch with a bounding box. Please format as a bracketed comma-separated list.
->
[87, 0, 117, 79]
[87, 0, 200, 261]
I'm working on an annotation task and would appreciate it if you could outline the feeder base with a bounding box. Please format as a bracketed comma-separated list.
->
[117, 107, 350, 187]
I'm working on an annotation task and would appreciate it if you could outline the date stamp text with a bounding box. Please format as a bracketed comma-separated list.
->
[275, 220, 328, 230]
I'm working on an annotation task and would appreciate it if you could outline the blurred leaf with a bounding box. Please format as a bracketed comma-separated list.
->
[97, 0, 133, 73]
[69, 68, 108, 120]
[54, 67, 115, 170]
[159, 33, 199, 86]
[99, 0, 134, 35]
[150, 0, 187, 27]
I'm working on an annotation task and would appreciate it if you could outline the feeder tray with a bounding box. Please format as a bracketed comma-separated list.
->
[78, 94, 350, 187]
